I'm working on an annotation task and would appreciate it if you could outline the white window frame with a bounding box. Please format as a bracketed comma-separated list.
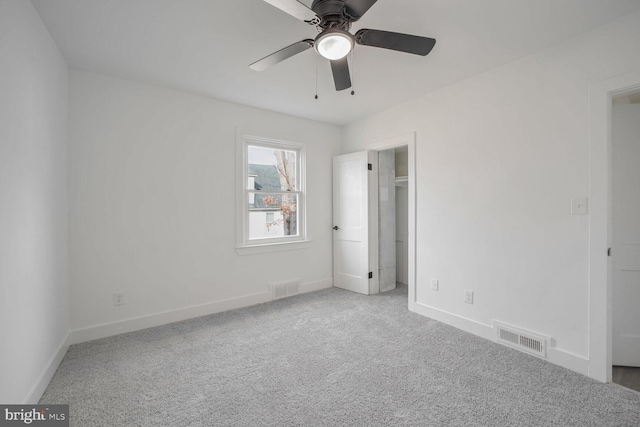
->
[236, 132, 309, 255]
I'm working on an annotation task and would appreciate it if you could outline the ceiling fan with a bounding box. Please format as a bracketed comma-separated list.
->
[250, 0, 436, 91]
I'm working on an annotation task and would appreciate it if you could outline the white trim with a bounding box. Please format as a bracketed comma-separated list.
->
[366, 132, 417, 310]
[71, 292, 271, 344]
[69, 278, 333, 344]
[299, 278, 333, 293]
[368, 150, 380, 294]
[235, 239, 311, 255]
[413, 302, 494, 341]
[548, 348, 589, 377]
[24, 332, 71, 404]
[588, 71, 640, 382]
[414, 302, 589, 376]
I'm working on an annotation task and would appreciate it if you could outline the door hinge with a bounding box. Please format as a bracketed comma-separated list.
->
[368, 272, 373, 279]
[367, 163, 372, 171]
[608, 247, 611, 257]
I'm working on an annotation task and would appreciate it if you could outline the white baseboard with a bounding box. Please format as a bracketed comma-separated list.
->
[548, 347, 589, 376]
[413, 301, 494, 341]
[24, 332, 71, 404]
[299, 278, 333, 294]
[70, 292, 272, 344]
[412, 302, 589, 377]
[70, 278, 333, 345]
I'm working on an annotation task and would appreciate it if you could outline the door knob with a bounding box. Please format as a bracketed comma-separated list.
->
[333, 226, 340, 230]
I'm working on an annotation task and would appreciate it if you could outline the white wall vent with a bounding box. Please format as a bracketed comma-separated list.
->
[494, 321, 549, 359]
[270, 280, 300, 300]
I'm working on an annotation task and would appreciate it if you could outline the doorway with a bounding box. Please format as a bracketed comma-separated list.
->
[610, 91, 640, 393]
[588, 71, 640, 383]
[332, 133, 417, 307]
[377, 146, 409, 293]
[368, 133, 417, 310]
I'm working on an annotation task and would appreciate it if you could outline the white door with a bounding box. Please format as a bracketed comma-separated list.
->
[333, 151, 378, 295]
[612, 103, 640, 367]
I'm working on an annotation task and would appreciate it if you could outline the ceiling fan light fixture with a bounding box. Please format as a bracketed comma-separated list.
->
[315, 29, 354, 60]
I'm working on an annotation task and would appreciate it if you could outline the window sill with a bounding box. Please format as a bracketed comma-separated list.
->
[235, 240, 312, 256]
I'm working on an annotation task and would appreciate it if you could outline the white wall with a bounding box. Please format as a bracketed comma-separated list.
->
[0, 0, 69, 403]
[342, 10, 640, 376]
[68, 71, 341, 339]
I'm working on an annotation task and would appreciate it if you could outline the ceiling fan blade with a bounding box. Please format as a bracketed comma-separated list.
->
[262, 0, 318, 23]
[355, 29, 436, 56]
[330, 57, 352, 91]
[343, 0, 378, 20]
[250, 39, 314, 71]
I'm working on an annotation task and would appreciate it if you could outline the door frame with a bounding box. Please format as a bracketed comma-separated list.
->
[366, 133, 417, 311]
[588, 71, 640, 382]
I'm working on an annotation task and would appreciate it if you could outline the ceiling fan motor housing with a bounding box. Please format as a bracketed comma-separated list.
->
[311, 0, 347, 17]
[311, 0, 354, 31]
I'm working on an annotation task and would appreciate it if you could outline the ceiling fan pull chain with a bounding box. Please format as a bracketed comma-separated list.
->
[350, 49, 355, 96]
[315, 54, 319, 100]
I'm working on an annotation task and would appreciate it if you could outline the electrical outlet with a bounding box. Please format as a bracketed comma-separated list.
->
[431, 278, 439, 291]
[571, 197, 588, 215]
[464, 289, 474, 304]
[113, 292, 125, 306]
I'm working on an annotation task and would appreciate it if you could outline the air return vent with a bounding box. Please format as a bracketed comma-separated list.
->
[494, 321, 549, 359]
[270, 280, 300, 300]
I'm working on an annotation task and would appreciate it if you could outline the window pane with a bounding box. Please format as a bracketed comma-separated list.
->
[247, 145, 297, 191]
[248, 192, 298, 239]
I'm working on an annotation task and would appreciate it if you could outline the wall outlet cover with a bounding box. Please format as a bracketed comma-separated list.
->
[113, 292, 124, 306]
[571, 197, 588, 215]
[464, 289, 474, 304]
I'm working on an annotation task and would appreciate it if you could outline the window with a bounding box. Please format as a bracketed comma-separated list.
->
[237, 134, 307, 253]
[265, 212, 275, 234]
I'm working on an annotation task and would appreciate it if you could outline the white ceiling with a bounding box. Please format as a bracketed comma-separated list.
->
[32, 0, 640, 125]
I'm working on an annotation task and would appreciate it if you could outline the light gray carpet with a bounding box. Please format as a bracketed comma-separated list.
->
[41, 285, 640, 426]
